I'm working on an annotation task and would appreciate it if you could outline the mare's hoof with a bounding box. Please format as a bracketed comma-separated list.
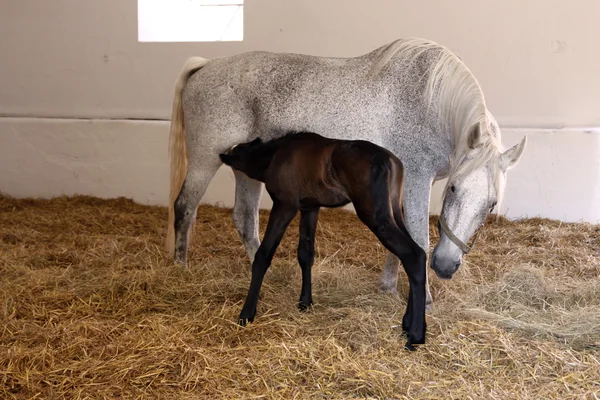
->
[425, 301, 433, 313]
[173, 251, 187, 266]
[379, 285, 399, 296]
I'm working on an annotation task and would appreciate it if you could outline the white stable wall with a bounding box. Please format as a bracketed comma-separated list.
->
[1, 1, 599, 222]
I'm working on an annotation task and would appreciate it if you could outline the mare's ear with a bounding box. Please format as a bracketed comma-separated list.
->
[500, 135, 527, 171]
[467, 122, 482, 149]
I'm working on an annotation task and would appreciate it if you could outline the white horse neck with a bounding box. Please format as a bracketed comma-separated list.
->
[370, 38, 503, 192]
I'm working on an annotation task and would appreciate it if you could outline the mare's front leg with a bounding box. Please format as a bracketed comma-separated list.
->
[380, 176, 434, 311]
[297, 208, 320, 311]
[238, 201, 298, 325]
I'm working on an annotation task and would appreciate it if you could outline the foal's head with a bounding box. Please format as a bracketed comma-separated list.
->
[431, 122, 527, 279]
[219, 138, 271, 181]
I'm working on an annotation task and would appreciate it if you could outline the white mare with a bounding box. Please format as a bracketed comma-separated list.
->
[165, 37, 527, 309]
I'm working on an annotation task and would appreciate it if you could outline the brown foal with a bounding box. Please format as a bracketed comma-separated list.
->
[217, 131, 427, 350]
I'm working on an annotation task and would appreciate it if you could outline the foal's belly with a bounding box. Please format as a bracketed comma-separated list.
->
[299, 195, 351, 210]
[297, 179, 352, 209]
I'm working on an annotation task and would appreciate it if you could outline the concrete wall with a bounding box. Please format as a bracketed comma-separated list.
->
[1, 1, 599, 222]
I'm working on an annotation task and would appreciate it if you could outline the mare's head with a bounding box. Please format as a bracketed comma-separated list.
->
[431, 121, 527, 279]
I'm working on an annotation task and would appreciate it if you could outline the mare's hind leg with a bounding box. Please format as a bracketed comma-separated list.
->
[297, 208, 319, 311]
[174, 159, 221, 266]
[239, 201, 299, 325]
[233, 170, 263, 263]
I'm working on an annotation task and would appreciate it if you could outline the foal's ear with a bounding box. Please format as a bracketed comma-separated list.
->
[467, 122, 482, 149]
[500, 135, 527, 171]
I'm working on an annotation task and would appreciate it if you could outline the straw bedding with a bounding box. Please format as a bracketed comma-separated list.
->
[1, 195, 599, 399]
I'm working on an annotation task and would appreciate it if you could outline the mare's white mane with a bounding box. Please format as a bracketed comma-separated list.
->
[368, 37, 506, 208]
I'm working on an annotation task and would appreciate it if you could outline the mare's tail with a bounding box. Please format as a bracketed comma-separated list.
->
[167, 56, 210, 256]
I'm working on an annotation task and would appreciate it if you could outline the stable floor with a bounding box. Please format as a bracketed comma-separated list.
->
[1, 196, 599, 399]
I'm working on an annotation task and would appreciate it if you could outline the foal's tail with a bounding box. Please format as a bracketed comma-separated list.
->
[167, 56, 210, 256]
[371, 152, 412, 240]
[389, 164, 413, 240]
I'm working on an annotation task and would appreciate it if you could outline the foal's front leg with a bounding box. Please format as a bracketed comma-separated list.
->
[238, 201, 298, 325]
[297, 208, 319, 311]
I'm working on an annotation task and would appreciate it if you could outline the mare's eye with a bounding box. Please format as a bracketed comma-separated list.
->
[450, 185, 456, 193]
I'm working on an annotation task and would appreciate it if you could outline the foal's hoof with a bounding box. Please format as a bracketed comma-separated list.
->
[238, 316, 254, 326]
[404, 335, 425, 351]
[404, 342, 417, 351]
[402, 323, 410, 335]
[297, 301, 313, 312]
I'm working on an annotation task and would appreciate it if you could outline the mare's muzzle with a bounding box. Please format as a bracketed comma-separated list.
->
[431, 215, 484, 279]
[437, 215, 474, 254]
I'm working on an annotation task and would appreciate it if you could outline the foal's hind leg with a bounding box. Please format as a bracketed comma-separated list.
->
[233, 170, 263, 263]
[297, 208, 319, 311]
[357, 211, 428, 349]
[174, 159, 221, 265]
[383, 254, 433, 312]
[380, 179, 434, 311]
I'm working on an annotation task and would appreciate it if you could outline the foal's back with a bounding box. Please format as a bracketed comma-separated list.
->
[265, 132, 404, 209]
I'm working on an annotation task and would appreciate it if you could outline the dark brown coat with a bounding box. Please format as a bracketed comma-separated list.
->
[218, 131, 427, 350]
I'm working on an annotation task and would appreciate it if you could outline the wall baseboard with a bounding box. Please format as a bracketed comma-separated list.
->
[1, 117, 599, 223]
